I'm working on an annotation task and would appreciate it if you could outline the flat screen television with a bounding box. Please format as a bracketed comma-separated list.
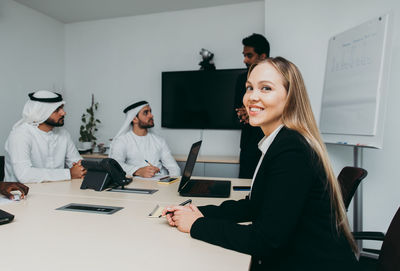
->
[162, 68, 247, 129]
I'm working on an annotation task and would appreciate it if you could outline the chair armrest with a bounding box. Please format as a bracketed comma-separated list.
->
[353, 231, 385, 241]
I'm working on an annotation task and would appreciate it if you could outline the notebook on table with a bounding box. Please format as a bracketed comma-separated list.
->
[178, 141, 231, 198]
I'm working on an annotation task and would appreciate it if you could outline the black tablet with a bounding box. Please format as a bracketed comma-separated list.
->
[0, 209, 14, 225]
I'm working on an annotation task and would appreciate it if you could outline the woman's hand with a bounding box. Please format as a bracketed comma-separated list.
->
[162, 205, 191, 227]
[162, 204, 204, 233]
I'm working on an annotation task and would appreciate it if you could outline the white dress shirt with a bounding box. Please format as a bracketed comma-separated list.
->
[110, 131, 181, 177]
[250, 124, 284, 192]
[5, 123, 82, 183]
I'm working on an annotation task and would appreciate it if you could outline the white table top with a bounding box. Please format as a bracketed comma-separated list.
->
[0, 177, 251, 271]
[82, 153, 240, 164]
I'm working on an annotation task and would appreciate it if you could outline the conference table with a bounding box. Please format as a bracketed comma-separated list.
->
[0, 177, 251, 271]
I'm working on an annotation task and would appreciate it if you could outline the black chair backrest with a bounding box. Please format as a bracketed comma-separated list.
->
[378, 207, 400, 271]
[337, 166, 368, 209]
[0, 155, 4, 182]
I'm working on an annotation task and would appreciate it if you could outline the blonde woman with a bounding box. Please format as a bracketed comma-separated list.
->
[162, 57, 359, 271]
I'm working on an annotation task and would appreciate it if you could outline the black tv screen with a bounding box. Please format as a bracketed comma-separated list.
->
[162, 69, 247, 129]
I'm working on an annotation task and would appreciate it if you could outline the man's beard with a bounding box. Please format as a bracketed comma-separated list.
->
[44, 117, 64, 127]
[138, 119, 154, 129]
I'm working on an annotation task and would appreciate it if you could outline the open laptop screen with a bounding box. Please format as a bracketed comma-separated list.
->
[178, 141, 202, 192]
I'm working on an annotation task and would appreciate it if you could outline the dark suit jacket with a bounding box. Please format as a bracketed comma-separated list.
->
[191, 127, 358, 271]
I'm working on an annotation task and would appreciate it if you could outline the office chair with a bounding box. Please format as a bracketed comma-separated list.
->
[0, 155, 4, 182]
[337, 166, 368, 210]
[356, 206, 400, 271]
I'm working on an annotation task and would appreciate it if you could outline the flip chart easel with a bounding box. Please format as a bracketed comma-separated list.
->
[320, 13, 393, 248]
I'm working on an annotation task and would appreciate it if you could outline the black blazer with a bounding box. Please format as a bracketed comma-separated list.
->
[190, 127, 358, 271]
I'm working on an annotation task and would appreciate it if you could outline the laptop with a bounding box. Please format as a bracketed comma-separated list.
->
[178, 141, 231, 198]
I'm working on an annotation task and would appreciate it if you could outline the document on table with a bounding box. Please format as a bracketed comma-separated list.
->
[134, 174, 170, 181]
[148, 204, 164, 218]
[0, 196, 13, 205]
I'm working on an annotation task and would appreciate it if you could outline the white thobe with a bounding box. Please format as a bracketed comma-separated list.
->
[110, 131, 181, 177]
[4, 123, 82, 183]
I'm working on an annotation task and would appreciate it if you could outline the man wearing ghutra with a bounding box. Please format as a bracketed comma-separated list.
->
[110, 101, 180, 178]
[4, 90, 86, 183]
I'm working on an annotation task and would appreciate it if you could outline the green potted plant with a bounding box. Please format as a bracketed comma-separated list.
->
[79, 94, 101, 151]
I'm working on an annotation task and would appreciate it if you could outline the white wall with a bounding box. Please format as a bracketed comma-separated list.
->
[266, 0, 400, 236]
[64, 1, 265, 157]
[0, 0, 65, 154]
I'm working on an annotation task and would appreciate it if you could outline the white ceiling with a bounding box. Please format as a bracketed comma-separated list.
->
[14, 0, 259, 23]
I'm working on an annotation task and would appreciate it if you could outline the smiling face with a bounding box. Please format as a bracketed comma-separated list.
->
[243, 62, 288, 136]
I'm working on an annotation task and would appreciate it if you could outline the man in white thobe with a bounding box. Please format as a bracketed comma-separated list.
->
[5, 90, 86, 183]
[110, 101, 180, 178]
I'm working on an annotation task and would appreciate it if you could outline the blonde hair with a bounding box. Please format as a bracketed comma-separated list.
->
[249, 57, 358, 254]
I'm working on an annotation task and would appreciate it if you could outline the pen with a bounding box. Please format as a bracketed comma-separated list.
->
[144, 159, 154, 167]
[145, 159, 161, 174]
[159, 175, 170, 180]
[144, 159, 160, 175]
[149, 204, 160, 216]
[159, 199, 192, 218]
[178, 199, 192, 206]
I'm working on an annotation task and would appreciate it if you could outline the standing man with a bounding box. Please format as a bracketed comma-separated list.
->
[5, 90, 86, 183]
[234, 33, 270, 178]
[110, 101, 180, 178]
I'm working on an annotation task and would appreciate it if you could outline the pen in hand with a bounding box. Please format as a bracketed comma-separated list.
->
[144, 159, 160, 174]
[159, 199, 192, 218]
[144, 159, 154, 167]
